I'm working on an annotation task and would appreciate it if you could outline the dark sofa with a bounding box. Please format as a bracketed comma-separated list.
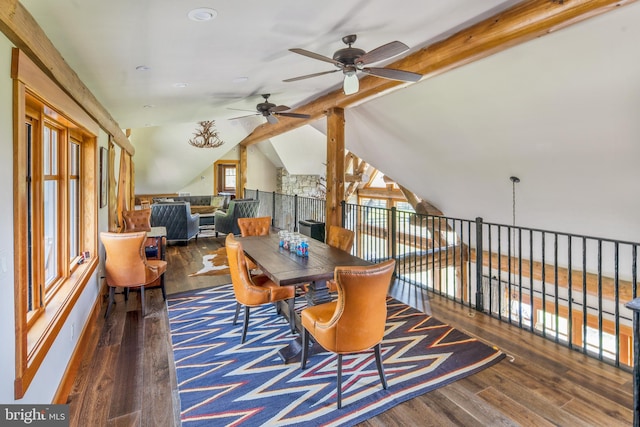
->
[150, 202, 200, 244]
[214, 199, 260, 236]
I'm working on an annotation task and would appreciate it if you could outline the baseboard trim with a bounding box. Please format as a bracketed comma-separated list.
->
[52, 288, 104, 404]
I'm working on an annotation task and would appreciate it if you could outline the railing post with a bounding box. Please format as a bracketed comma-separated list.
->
[391, 207, 397, 262]
[475, 217, 484, 312]
[626, 298, 640, 427]
[294, 194, 298, 232]
[271, 191, 276, 227]
[340, 200, 346, 227]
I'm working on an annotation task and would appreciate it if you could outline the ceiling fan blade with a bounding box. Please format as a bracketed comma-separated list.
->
[343, 73, 359, 95]
[227, 107, 258, 113]
[363, 67, 422, 82]
[275, 112, 312, 119]
[266, 114, 279, 124]
[357, 41, 409, 65]
[270, 105, 290, 113]
[289, 48, 342, 67]
[228, 113, 259, 121]
[283, 69, 340, 82]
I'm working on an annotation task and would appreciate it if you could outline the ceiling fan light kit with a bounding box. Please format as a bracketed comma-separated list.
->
[284, 34, 422, 95]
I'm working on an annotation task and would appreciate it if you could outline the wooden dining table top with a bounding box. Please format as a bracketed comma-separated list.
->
[236, 233, 370, 287]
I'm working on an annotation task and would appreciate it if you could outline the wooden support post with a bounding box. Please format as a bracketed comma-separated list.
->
[239, 145, 247, 197]
[325, 108, 345, 232]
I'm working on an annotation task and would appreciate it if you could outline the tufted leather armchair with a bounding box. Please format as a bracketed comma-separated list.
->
[237, 216, 271, 237]
[237, 216, 272, 271]
[300, 259, 396, 409]
[214, 199, 260, 236]
[122, 208, 152, 232]
[225, 234, 296, 343]
[100, 231, 167, 318]
[150, 202, 199, 244]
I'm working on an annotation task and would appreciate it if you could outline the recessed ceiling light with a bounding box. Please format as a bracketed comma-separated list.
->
[173, 82, 189, 88]
[188, 8, 217, 22]
[143, 104, 154, 109]
[136, 65, 150, 71]
[232, 76, 249, 83]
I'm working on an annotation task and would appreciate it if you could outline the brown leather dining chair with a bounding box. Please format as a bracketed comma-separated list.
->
[237, 216, 271, 237]
[225, 234, 296, 343]
[300, 258, 396, 409]
[122, 208, 165, 260]
[326, 225, 355, 293]
[122, 208, 152, 232]
[100, 231, 167, 318]
[237, 216, 271, 272]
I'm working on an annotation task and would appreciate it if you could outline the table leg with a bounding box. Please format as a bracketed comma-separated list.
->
[277, 281, 330, 364]
[305, 279, 332, 306]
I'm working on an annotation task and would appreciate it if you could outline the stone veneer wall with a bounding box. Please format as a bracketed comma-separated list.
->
[276, 168, 322, 197]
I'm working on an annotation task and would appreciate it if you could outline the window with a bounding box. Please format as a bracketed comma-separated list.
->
[215, 161, 239, 195]
[13, 49, 99, 399]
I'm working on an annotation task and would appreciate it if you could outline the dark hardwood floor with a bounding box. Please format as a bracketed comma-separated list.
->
[67, 235, 634, 426]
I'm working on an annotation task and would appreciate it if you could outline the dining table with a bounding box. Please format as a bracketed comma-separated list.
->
[237, 231, 371, 362]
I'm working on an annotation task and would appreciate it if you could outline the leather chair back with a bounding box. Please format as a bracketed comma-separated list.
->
[238, 216, 271, 237]
[326, 225, 355, 252]
[317, 259, 396, 353]
[225, 234, 271, 306]
[122, 208, 152, 232]
[101, 231, 148, 287]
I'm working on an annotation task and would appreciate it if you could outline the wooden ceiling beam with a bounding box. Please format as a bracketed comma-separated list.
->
[239, 0, 634, 147]
[0, 0, 134, 155]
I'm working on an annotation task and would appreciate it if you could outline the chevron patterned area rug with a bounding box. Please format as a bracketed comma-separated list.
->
[168, 285, 504, 427]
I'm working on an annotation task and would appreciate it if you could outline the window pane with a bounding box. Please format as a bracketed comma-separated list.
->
[26, 122, 34, 311]
[69, 142, 80, 260]
[43, 126, 50, 175]
[69, 179, 78, 260]
[44, 180, 58, 286]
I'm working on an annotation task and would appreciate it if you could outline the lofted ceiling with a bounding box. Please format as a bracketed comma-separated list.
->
[18, 0, 519, 189]
[15, 0, 640, 239]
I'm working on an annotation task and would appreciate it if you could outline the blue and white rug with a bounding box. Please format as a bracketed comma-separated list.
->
[167, 285, 504, 426]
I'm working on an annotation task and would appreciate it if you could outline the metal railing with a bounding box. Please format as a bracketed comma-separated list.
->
[246, 189, 638, 371]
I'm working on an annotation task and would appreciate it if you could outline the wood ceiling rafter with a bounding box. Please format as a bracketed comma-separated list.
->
[239, 0, 635, 147]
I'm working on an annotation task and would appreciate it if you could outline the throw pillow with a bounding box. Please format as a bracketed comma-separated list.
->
[210, 196, 225, 209]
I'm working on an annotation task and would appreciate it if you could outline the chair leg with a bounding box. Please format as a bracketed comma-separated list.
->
[233, 302, 241, 325]
[140, 286, 146, 317]
[241, 305, 250, 343]
[124, 287, 129, 301]
[337, 354, 343, 409]
[105, 287, 116, 318]
[374, 343, 388, 389]
[288, 298, 296, 334]
[301, 328, 310, 370]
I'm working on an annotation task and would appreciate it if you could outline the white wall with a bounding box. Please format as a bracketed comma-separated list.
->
[246, 144, 277, 193]
[0, 34, 17, 404]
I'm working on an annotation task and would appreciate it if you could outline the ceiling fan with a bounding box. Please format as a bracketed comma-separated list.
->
[284, 34, 422, 95]
[228, 94, 311, 124]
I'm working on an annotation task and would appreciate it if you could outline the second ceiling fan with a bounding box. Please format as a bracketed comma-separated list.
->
[229, 94, 311, 124]
[284, 34, 422, 95]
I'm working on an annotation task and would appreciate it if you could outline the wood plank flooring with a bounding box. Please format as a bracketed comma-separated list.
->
[67, 236, 634, 426]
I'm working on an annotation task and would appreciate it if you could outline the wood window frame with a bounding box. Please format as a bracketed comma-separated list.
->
[12, 49, 99, 399]
[214, 160, 239, 196]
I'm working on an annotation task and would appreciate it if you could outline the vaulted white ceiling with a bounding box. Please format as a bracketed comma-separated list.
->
[18, 0, 640, 239]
